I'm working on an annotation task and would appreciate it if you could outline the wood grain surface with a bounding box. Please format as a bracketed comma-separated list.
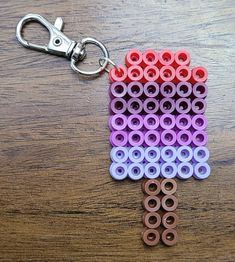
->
[0, 0, 235, 261]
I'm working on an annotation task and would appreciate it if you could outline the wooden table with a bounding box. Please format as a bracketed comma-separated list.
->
[0, 0, 234, 261]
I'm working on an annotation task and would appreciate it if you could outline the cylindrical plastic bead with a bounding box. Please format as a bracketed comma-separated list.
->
[127, 98, 143, 114]
[161, 130, 177, 146]
[177, 130, 192, 146]
[143, 82, 159, 97]
[144, 163, 161, 179]
[142, 49, 158, 66]
[175, 114, 191, 130]
[162, 195, 178, 212]
[161, 178, 177, 195]
[110, 147, 129, 163]
[143, 66, 160, 82]
[144, 130, 160, 146]
[142, 195, 161, 212]
[193, 162, 211, 180]
[142, 179, 161, 195]
[143, 114, 159, 130]
[144, 147, 161, 163]
[109, 82, 127, 98]
[159, 66, 175, 83]
[175, 98, 191, 114]
[160, 82, 176, 98]
[160, 98, 175, 114]
[177, 146, 193, 162]
[143, 212, 161, 229]
[142, 228, 160, 246]
[175, 66, 191, 82]
[191, 115, 208, 130]
[174, 50, 190, 67]
[128, 163, 144, 180]
[176, 82, 192, 98]
[193, 82, 208, 98]
[109, 114, 128, 131]
[143, 98, 159, 114]
[192, 98, 207, 114]
[127, 65, 144, 82]
[158, 50, 174, 67]
[125, 49, 143, 67]
[110, 131, 128, 146]
[192, 131, 208, 146]
[193, 146, 210, 162]
[162, 228, 178, 246]
[127, 82, 144, 98]
[128, 146, 145, 163]
[127, 114, 144, 130]
[161, 146, 177, 162]
[177, 162, 193, 179]
[110, 97, 127, 114]
[160, 114, 176, 130]
[162, 212, 179, 229]
[109, 162, 128, 180]
[128, 130, 144, 146]
[109, 65, 128, 83]
[161, 162, 177, 178]
[191, 66, 208, 83]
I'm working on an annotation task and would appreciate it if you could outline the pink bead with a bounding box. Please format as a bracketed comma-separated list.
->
[128, 131, 144, 146]
[143, 98, 159, 114]
[110, 98, 127, 114]
[160, 82, 176, 98]
[176, 82, 192, 98]
[109, 114, 128, 131]
[161, 130, 177, 146]
[110, 82, 127, 98]
[192, 115, 208, 130]
[110, 131, 128, 146]
[175, 114, 191, 130]
[144, 130, 160, 146]
[127, 115, 144, 130]
[160, 98, 175, 114]
[127, 82, 144, 98]
[175, 98, 191, 114]
[192, 131, 208, 146]
[143, 82, 159, 97]
[127, 98, 143, 114]
[177, 130, 192, 146]
[143, 114, 160, 129]
[160, 114, 175, 130]
[192, 99, 207, 114]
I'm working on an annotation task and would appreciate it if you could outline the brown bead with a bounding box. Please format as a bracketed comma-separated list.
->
[161, 178, 177, 195]
[142, 195, 161, 212]
[162, 212, 179, 229]
[161, 228, 178, 246]
[142, 228, 160, 246]
[161, 195, 178, 212]
[143, 212, 161, 229]
[142, 179, 161, 195]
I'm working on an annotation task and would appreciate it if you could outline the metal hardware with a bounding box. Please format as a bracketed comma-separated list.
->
[16, 14, 110, 77]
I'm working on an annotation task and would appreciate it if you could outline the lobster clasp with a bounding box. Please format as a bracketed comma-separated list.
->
[16, 13, 77, 58]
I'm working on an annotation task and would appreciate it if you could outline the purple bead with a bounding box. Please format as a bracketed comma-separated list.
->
[193, 83, 208, 98]
[161, 162, 177, 178]
[144, 130, 160, 146]
[143, 98, 159, 114]
[128, 146, 145, 163]
[127, 82, 144, 98]
[128, 163, 144, 180]
[109, 114, 128, 131]
[177, 162, 193, 179]
[143, 114, 159, 129]
[192, 115, 208, 130]
[127, 115, 144, 130]
[177, 146, 193, 162]
[110, 162, 128, 180]
[175, 114, 191, 130]
[143, 82, 159, 97]
[161, 146, 177, 162]
[192, 98, 207, 114]
[110, 147, 129, 163]
[192, 131, 208, 146]
[128, 130, 144, 146]
[193, 162, 211, 180]
[175, 98, 191, 114]
[160, 82, 176, 98]
[127, 98, 143, 114]
[177, 130, 192, 146]
[110, 82, 127, 98]
[193, 146, 209, 162]
[160, 98, 175, 114]
[110, 98, 127, 114]
[144, 163, 160, 179]
[144, 147, 161, 162]
[110, 131, 128, 146]
[161, 130, 177, 146]
[176, 82, 192, 98]
[160, 114, 176, 130]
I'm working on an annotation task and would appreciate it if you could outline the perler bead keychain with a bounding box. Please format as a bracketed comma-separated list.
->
[16, 14, 210, 247]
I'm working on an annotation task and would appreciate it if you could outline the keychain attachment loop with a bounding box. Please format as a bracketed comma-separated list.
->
[16, 14, 110, 77]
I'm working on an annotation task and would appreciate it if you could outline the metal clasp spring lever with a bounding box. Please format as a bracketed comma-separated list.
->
[16, 14, 110, 77]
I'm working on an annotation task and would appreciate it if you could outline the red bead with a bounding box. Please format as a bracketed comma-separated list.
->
[159, 66, 175, 83]
[109, 66, 128, 83]
[125, 49, 143, 67]
[191, 66, 208, 83]
[142, 49, 158, 66]
[158, 50, 174, 67]
[174, 50, 190, 67]
[127, 65, 144, 82]
[175, 66, 191, 83]
[143, 66, 159, 82]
